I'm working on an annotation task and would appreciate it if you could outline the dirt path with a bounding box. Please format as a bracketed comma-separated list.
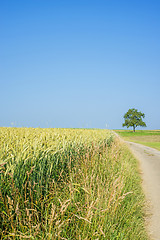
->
[127, 141, 160, 240]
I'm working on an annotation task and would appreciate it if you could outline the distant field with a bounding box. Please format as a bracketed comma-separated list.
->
[115, 130, 160, 151]
[0, 127, 147, 239]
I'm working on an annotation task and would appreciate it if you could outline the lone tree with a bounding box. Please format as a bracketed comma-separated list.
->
[122, 108, 146, 132]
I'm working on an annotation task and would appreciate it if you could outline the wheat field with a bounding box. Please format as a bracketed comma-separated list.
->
[0, 128, 147, 239]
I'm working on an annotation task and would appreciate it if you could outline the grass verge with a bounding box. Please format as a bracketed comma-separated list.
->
[115, 130, 160, 151]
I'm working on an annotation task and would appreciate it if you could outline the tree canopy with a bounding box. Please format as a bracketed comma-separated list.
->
[122, 108, 146, 132]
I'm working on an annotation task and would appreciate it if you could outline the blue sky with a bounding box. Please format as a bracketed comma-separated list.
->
[1, 0, 160, 129]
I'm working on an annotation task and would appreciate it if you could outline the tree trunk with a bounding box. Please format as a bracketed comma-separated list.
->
[133, 126, 135, 132]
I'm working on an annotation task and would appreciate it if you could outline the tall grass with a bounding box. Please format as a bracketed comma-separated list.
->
[0, 128, 147, 239]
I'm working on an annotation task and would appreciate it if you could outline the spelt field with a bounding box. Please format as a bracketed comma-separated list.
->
[0, 128, 148, 239]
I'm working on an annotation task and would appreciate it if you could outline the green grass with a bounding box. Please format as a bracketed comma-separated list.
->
[130, 141, 160, 151]
[115, 130, 160, 151]
[115, 129, 160, 137]
[0, 128, 148, 239]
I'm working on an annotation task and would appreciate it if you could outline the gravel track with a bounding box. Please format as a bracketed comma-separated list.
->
[127, 141, 160, 240]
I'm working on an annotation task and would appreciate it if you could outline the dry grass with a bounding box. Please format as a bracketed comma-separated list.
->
[123, 135, 160, 143]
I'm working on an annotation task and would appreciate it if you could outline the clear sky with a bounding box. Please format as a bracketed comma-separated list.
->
[1, 0, 160, 129]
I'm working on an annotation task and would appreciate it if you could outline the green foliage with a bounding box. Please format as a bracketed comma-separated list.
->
[122, 108, 146, 132]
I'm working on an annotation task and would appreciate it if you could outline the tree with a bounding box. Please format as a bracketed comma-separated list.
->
[122, 108, 146, 132]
